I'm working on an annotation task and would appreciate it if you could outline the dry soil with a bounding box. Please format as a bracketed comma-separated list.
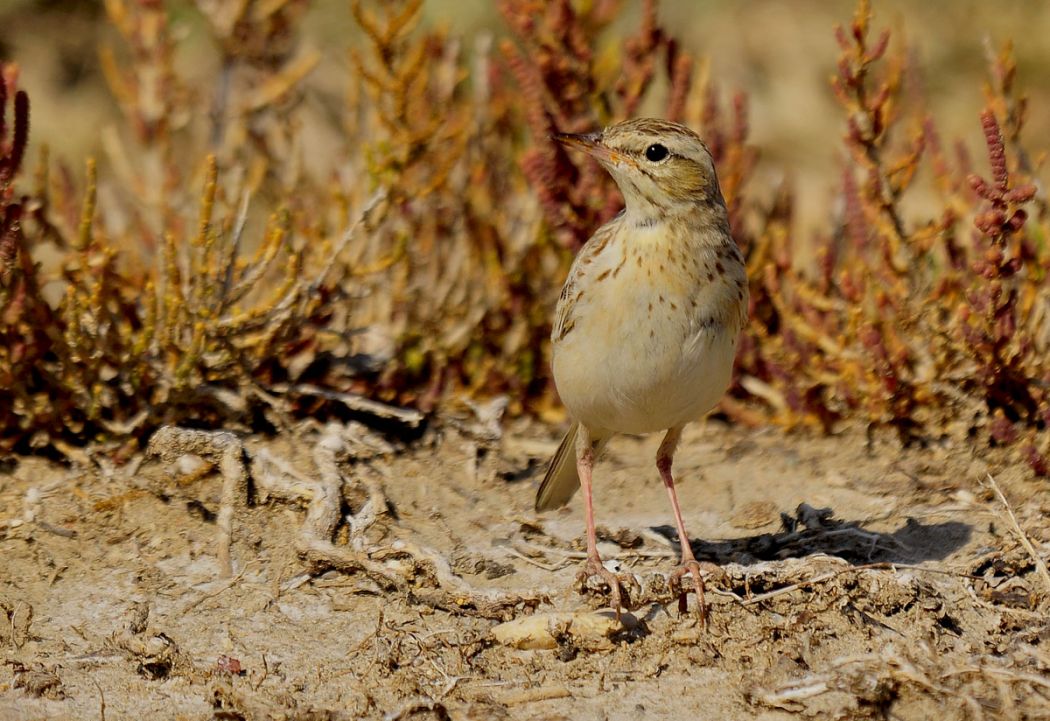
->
[1, 418, 1049, 720]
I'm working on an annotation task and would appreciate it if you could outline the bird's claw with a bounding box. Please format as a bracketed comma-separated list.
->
[575, 559, 637, 618]
[668, 559, 719, 627]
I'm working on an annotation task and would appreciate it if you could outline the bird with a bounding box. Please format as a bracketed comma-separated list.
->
[536, 118, 749, 624]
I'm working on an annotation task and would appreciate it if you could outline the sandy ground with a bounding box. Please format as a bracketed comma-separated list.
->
[1, 417, 1049, 721]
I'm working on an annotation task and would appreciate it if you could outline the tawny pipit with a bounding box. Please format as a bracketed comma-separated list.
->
[537, 118, 748, 622]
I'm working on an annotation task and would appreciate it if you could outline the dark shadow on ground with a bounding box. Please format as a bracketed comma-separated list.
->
[651, 503, 973, 566]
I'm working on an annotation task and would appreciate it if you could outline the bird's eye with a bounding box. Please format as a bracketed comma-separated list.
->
[645, 144, 669, 162]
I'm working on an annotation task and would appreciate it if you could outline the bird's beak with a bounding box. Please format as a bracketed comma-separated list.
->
[552, 131, 634, 167]
[553, 131, 603, 152]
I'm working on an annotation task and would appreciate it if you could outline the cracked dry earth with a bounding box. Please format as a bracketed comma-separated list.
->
[1, 418, 1049, 721]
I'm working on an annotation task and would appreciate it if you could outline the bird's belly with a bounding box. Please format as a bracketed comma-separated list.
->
[552, 301, 737, 436]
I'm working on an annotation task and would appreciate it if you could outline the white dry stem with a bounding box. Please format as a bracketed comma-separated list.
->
[145, 424, 540, 618]
[981, 473, 1050, 596]
[280, 384, 423, 427]
[146, 426, 248, 577]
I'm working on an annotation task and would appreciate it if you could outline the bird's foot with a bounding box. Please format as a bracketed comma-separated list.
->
[668, 558, 720, 627]
[575, 558, 637, 618]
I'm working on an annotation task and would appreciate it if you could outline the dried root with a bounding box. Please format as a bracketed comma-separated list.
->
[146, 424, 542, 619]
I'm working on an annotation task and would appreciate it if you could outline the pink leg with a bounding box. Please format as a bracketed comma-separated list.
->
[657, 426, 713, 625]
[575, 427, 631, 614]
[578, 433, 600, 562]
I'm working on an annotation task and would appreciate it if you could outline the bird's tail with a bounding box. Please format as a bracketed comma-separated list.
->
[535, 422, 581, 512]
[535, 422, 608, 512]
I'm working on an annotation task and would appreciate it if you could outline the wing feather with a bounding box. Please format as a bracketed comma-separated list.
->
[552, 217, 622, 342]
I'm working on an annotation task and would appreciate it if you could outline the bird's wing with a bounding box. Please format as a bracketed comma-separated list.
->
[552, 216, 621, 343]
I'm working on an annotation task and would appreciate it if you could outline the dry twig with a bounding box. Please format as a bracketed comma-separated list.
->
[981, 473, 1050, 596]
[145, 424, 542, 619]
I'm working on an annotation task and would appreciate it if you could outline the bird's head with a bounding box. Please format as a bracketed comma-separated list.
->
[554, 118, 725, 219]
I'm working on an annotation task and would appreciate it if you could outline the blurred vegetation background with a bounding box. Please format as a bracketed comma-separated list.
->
[6, 0, 1050, 234]
[0, 0, 1047, 475]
